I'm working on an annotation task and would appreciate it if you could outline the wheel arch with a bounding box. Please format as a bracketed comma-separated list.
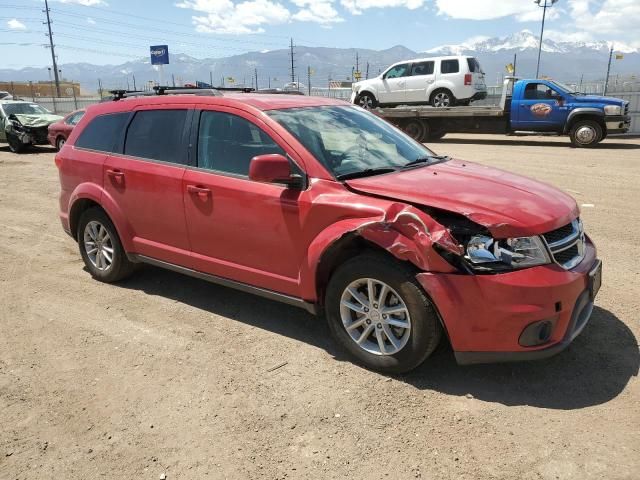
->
[564, 109, 605, 134]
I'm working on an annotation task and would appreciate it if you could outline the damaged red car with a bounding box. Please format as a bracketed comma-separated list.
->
[56, 92, 602, 373]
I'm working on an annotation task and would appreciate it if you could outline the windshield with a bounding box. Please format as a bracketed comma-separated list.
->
[2, 103, 50, 116]
[268, 106, 440, 179]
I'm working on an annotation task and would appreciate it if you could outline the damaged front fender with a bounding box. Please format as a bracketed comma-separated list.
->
[300, 202, 462, 302]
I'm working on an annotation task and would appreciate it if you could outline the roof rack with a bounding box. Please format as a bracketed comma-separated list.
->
[108, 85, 257, 101]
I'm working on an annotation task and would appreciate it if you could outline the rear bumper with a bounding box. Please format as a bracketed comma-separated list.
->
[416, 239, 599, 364]
[605, 115, 630, 134]
[470, 91, 487, 101]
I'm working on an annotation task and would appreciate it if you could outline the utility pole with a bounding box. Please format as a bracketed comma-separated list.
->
[534, 0, 558, 78]
[133, 75, 136, 90]
[290, 38, 295, 82]
[43, 0, 61, 97]
[255, 68, 258, 90]
[513, 53, 517, 76]
[366, 62, 369, 80]
[355, 52, 359, 74]
[210, 71, 213, 87]
[604, 45, 614, 95]
[307, 66, 311, 95]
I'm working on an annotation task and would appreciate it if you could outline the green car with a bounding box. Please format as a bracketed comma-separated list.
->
[0, 100, 63, 153]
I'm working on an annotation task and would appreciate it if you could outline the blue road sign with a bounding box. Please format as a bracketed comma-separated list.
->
[150, 45, 169, 65]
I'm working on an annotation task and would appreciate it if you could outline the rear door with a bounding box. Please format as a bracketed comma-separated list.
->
[514, 81, 569, 130]
[182, 107, 305, 296]
[379, 63, 410, 104]
[103, 106, 193, 266]
[405, 61, 435, 103]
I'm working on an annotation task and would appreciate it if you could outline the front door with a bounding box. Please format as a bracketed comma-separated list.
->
[378, 63, 410, 104]
[183, 108, 305, 296]
[515, 82, 569, 130]
[103, 107, 192, 266]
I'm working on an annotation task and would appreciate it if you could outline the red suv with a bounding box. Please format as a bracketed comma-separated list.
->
[55, 90, 602, 373]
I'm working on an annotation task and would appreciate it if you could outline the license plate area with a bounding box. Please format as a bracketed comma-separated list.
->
[589, 259, 602, 300]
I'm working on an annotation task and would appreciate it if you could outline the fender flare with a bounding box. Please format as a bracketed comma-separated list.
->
[565, 108, 605, 133]
[68, 183, 135, 252]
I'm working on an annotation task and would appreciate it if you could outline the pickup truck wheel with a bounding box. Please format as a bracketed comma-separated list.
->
[430, 130, 446, 141]
[7, 133, 26, 153]
[403, 119, 426, 142]
[325, 253, 442, 374]
[357, 92, 378, 109]
[430, 89, 455, 108]
[78, 207, 135, 283]
[570, 120, 602, 148]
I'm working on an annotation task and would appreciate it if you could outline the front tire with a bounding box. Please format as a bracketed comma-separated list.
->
[78, 207, 135, 283]
[325, 253, 442, 374]
[569, 120, 602, 148]
[56, 136, 66, 151]
[357, 92, 378, 109]
[7, 133, 26, 153]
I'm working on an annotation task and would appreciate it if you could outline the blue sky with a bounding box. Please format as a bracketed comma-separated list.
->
[1, 0, 639, 68]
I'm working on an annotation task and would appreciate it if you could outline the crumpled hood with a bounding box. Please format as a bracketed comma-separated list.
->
[10, 113, 63, 128]
[346, 159, 579, 238]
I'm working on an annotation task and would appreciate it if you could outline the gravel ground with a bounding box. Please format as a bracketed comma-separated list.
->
[0, 134, 638, 480]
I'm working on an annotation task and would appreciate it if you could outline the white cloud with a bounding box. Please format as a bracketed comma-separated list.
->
[434, 0, 560, 22]
[340, 0, 423, 15]
[570, 0, 640, 35]
[176, 0, 291, 34]
[292, 0, 343, 24]
[87, 17, 96, 24]
[7, 19, 27, 30]
[56, 0, 107, 5]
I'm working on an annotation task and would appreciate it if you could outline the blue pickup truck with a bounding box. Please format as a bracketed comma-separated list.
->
[374, 77, 631, 147]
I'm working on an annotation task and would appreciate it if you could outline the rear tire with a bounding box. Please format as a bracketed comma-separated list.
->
[56, 136, 66, 151]
[569, 120, 602, 148]
[325, 252, 442, 374]
[429, 130, 446, 141]
[430, 89, 455, 108]
[78, 207, 135, 283]
[402, 119, 426, 142]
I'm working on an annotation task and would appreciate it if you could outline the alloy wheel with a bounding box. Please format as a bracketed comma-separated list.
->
[339, 278, 411, 356]
[358, 95, 374, 109]
[433, 92, 451, 107]
[83, 220, 114, 271]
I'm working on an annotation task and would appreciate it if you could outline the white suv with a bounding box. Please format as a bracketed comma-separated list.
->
[351, 56, 487, 108]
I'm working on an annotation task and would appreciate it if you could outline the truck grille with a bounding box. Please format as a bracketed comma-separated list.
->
[542, 219, 585, 270]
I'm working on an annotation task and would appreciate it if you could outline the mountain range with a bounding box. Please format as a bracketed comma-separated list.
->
[1, 30, 638, 94]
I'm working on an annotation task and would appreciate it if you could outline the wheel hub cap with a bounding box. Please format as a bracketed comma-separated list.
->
[576, 126, 596, 144]
[339, 278, 411, 356]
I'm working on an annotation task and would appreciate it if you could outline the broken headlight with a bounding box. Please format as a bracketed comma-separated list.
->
[466, 235, 550, 270]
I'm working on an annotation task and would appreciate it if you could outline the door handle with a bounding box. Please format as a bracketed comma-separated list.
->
[187, 184, 211, 197]
[106, 169, 124, 178]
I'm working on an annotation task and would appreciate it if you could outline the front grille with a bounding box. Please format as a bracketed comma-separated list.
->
[542, 219, 585, 270]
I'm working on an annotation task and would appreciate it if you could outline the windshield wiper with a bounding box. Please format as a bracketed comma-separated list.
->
[336, 167, 398, 180]
[403, 155, 449, 169]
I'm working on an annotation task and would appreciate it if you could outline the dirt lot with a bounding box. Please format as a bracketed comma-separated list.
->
[1, 134, 638, 480]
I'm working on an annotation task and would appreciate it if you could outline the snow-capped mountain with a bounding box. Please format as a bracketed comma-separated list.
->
[426, 30, 638, 55]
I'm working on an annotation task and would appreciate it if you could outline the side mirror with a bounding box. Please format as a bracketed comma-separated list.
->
[249, 154, 304, 188]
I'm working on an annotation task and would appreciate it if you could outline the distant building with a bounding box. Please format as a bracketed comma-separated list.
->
[329, 81, 353, 89]
[0, 80, 81, 98]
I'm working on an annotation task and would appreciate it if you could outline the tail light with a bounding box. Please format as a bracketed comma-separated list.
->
[464, 73, 472, 86]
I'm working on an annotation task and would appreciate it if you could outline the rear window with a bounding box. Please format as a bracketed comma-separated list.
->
[411, 61, 434, 76]
[467, 57, 482, 73]
[124, 110, 188, 163]
[441, 59, 459, 74]
[75, 112, 129, 153]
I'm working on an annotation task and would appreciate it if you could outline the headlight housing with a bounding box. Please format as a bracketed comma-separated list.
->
[466, 235, 551, 271]
[604, 105, 622, 115]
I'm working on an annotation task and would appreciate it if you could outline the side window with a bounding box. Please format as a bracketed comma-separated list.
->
[384, 64, 410, 79]
[441, 59, 460, 74]
[411, 61, 434, 76]
[70, 111, 85, 125]
[75, 112, 129, 153]
[124, 110, 188, 164]
[197, 111, 285, 176]
[524, 83, 560, 100]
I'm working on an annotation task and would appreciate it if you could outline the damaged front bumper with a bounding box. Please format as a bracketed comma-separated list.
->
[7, 125, 50, 146]
[416, 238, 599, 364]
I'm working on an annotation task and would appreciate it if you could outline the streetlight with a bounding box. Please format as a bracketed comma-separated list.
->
[534, 0, 558, 78]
